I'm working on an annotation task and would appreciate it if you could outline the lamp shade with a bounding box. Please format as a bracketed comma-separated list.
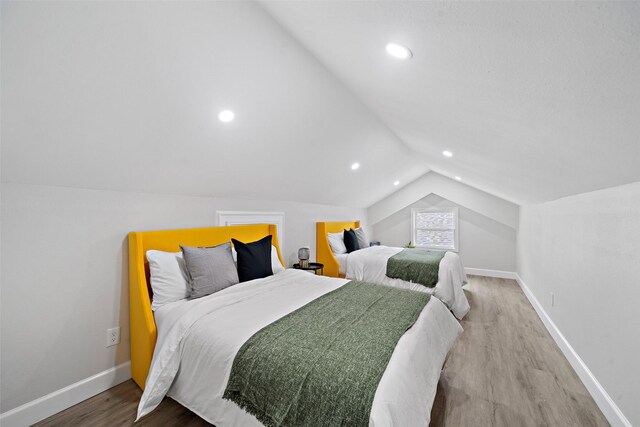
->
[298, 247, 310, 261]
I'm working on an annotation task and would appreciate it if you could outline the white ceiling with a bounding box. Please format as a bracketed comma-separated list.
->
[262, 1, 640, 205]
[1, 1, 429, 208]
[3, 1, 639, 207]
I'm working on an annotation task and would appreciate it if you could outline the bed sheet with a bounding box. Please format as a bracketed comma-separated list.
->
[345, 246, 470, 319]
[138, 269, 462, 426]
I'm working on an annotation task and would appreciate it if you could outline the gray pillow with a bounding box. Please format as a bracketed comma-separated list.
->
[180, 242, 239, 299]
[354, 227, 370, 248]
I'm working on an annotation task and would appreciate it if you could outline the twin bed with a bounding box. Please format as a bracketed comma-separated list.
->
[130, 223, 464, 426]
[316, 221, 470, 320]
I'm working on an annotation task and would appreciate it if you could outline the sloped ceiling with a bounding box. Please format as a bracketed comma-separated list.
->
[368, 171, 519, 229]
[262, 1, 640, 205]
[1, 1, 429, 208]
[3, 1, 640, 208]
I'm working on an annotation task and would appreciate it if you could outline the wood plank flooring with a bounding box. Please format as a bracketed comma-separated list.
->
[34, 276, 608, 427]
[429, 276, 608, 427]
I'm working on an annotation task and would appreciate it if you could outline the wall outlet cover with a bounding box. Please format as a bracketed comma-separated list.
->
[106, 327, 120, 347]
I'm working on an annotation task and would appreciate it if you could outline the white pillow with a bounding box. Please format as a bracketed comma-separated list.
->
[232, 245, 285, 274]
[354, 227, 370, 248]
[271, 246, 285, 274]
[328, 232, 347, 255]
[146, 250, 189, 311]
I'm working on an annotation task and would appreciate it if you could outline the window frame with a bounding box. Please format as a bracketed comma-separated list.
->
[410, 207, 459, 252]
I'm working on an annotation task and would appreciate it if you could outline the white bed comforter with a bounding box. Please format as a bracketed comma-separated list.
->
[345, 246, 470, 320]
[137, 269, 462, 426]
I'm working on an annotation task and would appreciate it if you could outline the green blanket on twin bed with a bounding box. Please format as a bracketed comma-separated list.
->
[386, 248, 446, 288]
[223, 280, 431, 427]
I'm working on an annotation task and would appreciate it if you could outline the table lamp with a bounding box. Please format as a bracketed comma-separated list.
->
[298, 246, 310, 268]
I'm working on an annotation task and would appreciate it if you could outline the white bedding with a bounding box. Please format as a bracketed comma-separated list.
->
[345, 246, 470, 320]
[335, 253, 348, 275]
[138, 269, 462, 426]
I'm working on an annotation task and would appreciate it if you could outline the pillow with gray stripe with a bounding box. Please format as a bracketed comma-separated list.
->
[180, 242, 239, 299]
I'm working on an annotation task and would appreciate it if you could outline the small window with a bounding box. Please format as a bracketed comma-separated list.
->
[411, 208, 458, 251]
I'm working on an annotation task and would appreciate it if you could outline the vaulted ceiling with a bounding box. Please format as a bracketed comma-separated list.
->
[3, 1, 639, 207]
[1, 1, 429, 208]
[263, 1, 640, 205]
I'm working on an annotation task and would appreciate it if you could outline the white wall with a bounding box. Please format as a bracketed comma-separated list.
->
[369, 172, 519, 272]
[0, 182, 366, 412]
[1, 0, 377, 414]
[373, 193, 516, 272]
[517, 182, 640, 426]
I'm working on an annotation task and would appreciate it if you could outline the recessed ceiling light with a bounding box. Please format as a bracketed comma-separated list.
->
[351, 162, 360, 170]
[218, 110, 234, 122]
[442, 150, 453, 158]
[455, 176, 462, 181]
[386, 43, 412, 60]
[393, 180, 400, 186]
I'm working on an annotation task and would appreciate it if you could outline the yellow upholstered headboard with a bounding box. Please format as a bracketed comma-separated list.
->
[315, 221, 360, 278]
[128, 224, 283, 390]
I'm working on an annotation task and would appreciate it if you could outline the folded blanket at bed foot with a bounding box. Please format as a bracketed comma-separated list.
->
[223, 280, 431, 427]
[386, 248, 446, 287]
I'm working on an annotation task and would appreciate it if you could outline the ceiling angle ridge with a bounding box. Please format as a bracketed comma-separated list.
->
[257, 1, 420, 157]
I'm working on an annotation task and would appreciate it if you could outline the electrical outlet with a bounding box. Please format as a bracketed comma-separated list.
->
[550, 292, 555, 308]
[106, 327, 120, 347]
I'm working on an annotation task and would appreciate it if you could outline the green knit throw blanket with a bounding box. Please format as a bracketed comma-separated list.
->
[223, 281, 431, 427]
[386, 249, 446, 288]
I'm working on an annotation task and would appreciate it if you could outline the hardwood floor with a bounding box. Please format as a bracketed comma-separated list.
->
[33, 380, 211, 427]
[34, 276, 608, 427]
[429, 276, 608, 427]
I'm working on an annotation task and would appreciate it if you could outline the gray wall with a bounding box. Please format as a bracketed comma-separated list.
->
[0, 182, 366, 412]
[517, 182, 640, 426]
[373, 193, 517, 272]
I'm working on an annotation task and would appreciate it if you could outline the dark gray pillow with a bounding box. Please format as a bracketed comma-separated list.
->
[180, 242, 239, 299]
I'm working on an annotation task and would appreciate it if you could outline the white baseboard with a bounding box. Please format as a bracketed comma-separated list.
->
[0, 361, 131, 427]
[464, 267, 518, 280]
[514, 274, 631, 427]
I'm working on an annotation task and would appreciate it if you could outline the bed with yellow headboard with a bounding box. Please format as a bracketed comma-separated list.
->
[128, 224, 283, 390]
[315, 221, 360, 278]
[316, 220, 470, 320]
